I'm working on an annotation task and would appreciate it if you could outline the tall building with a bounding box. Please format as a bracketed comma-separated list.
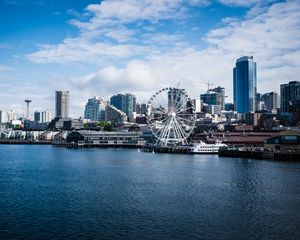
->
[84, 97, 107, 122]
[168, 88, 187, 112]
[212, 86, 225, 109]
[105, 104, 127, 124]
[136, 103, 147, 115]
[256, 92, 262, 111]
[200, 90, 222, 107]
[7, 110, 18, 122]
[233, 56, 257, 113]
[280, 81, 300, 112]
[41, 111, 52, 123]
[0, 110, 8, 123]
[110, 93, 136, 117]
[55, 91, 69, 118]
[261, 91, 280, 110]
[34, 111, 41, 122]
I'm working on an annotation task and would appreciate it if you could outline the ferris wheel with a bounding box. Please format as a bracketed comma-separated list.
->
[147, 87, 196, 146]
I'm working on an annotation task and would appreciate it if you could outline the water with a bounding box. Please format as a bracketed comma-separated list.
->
[1, 145, 300, 240]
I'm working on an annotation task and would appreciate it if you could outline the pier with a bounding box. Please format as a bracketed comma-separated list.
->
[219, 148, 300, 161]
[142, 145, 191, 154]
[53, 141, 144, 149]
[0, 140, 52, 145]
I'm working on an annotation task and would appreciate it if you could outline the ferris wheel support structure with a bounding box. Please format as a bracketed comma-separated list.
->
[147, 87, 196, 146]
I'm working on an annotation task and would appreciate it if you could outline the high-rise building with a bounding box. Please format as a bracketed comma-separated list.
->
[280, 81, 300, 112]
[136, 103, 147, 115]
[256, 92, 262, 111]
[200, 90, 222, 107]
[261, 91, 280, 110]
[84, 96, 107, 122]
[105, 104, 127, 124]
[7, 110, 18, 122]
[110, 93, 136, 117]
[125, 93, 136, 116]
[233, 56, 257, 113]
[34, 111, 41, 122]
[41, 111, 52, 123]
[168, 88, 187, 112]
[212, 86, 225, 109]
[0, 110, 8, 123]
[55, 91, 69, 118]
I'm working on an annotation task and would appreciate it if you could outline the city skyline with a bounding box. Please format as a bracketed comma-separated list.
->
[0, 0, 300, 117]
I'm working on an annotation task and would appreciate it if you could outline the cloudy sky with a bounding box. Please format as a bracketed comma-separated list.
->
[0, 0, 299, 118]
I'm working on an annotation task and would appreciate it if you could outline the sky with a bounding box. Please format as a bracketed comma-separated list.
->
[0, 0, 300, 118]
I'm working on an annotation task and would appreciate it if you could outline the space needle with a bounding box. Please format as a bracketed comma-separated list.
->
[24, 99, 32, 120]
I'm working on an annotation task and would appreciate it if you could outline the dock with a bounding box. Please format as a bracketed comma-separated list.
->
[219, 149, 300, 161]
[52, 141, 144, 149]
[0, 140, 52, 145]
[142, 145, 191, 154]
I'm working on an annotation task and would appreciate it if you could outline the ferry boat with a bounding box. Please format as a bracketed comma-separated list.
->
[191, 140, 227, 154]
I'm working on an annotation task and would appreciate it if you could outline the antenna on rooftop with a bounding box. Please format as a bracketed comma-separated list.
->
[207, 81, 214, 91]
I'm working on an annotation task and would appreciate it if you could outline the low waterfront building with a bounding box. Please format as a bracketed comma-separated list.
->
[194, 131, 278, 146]
[264, 129, 300, 151]
[67, 131, 145, 146]
[53, 118, 83, 130]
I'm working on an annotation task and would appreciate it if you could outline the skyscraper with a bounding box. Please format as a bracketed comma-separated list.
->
[168, 88, 187, 112]
[233, 56, 257, 113]
[84, 96, 107, 122]
[0, 110, 8, 123]
[280, 81, 300, 112]
[261, 91, 280, 110]
[200, 87, 225, 109]
[55, 91, 69, 118]
[34, 111, 41, 122]
[110, 93, 136, 117]
[212, 86, 225, 109]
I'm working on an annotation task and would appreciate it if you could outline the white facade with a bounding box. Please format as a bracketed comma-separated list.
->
[84, 96, 107, 122]
[0, 110, 8, 123]
[105, 104, 127, 124]
[41, 111, 52, 123]
[1, 110, 18, 123]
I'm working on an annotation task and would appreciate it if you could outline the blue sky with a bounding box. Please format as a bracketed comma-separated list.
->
[0, 0, 299, 118]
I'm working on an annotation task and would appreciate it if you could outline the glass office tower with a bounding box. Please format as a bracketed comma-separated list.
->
[110, 93, 136, 116]
[280, 81, 300, 112]
[233, 56, 257, 113]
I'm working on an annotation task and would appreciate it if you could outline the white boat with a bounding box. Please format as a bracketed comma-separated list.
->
[191, 140, 227, 154]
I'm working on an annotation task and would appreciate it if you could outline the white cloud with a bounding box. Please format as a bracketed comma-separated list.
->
[27, 38, 148, 64]
[64, 0, 300, 114]
[218, 0, 273, 7]
[27, 0, 208, 64]
[23, 0, 300, 117]
[0, 64, 13, 72]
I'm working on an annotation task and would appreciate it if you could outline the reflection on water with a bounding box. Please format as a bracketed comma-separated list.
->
[0, 145, 300, 240]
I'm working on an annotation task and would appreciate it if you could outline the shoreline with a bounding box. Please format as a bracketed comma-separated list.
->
[0, 140, 299, 162]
